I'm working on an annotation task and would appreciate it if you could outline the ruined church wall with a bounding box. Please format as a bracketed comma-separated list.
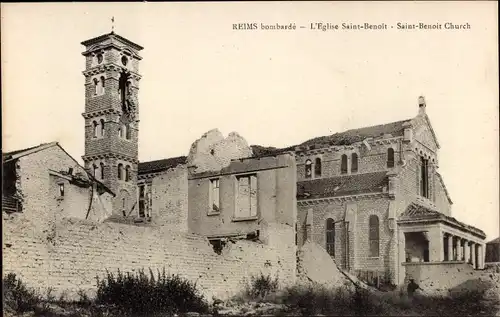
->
[3, 215, 295, 301]
[150, 166, 188, 232]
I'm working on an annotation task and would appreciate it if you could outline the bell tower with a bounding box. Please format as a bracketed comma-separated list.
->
[81, 32, 143, 215]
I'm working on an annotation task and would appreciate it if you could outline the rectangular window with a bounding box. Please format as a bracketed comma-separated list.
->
[235, 174, 258, 219]
[138, 184, 145, 218]
[420, 157, 430, 198]
[209, 179, 220, 214]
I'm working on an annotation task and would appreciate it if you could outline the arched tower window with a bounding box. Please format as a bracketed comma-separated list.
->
[100, 76, 105, 89]
[125, 123, 131, 140]
[387, 148, 395, 168]
[314, 158, 322, 178]
[117, 163, 123, 180]
[351, 153, 358, 173]
[100, 119, 105, 137]
[369, 215, 380, 257]
[93, 78, 99, 95]
[92, 121, 98, 138]
[341, 154, 348, 174]
[305, 159, 312, 179]
[326, 218, 335, 257]
[125, 165, 130, 182]
[92, 163, 98, 177]
[100, 162, 105, 180]
[119, 123, 125, 138]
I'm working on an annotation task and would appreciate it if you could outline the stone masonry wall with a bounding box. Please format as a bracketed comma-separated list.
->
[403, 261, 492, 295]
[150, 166, 189, 232]
[295, 140, 405, 181]
[297, 197, 392, 276]
[3, 215, 295, 301]
[17, 146, 92, 228]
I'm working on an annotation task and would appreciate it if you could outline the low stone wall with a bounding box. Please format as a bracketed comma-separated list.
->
[403, 261, 495, 295]
[3, 214, 296, 301]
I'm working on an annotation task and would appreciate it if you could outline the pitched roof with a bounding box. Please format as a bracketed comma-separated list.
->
[298, 119, 411, 149]
[2, 142, 115, 196]
[250, 119, 412, 157]
[138, 156, 187, 175]
[297, 171, 389, 200]
[3, 142, 58, 162]
[398, 203, 486, 239]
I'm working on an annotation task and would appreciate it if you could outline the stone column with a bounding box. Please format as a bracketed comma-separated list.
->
[477, 244, 484, 269]
[447, 234, 454, 261]
[456, 237, 463, 261]
[464, 240, 470, 264]
[428, 227, 444, 262]
[471, 243, 476, 268]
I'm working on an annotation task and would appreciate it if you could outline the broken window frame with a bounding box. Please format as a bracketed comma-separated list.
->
[233, 173, 258, 221]
[208, 178, 220, 215]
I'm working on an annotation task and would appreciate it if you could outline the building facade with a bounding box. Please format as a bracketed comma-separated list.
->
[2, 142, 114, 223]
[292, 97, 486, 285]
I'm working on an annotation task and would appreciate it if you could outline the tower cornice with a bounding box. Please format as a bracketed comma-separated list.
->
[82, 64, 142, 80]
[82, 153, 139, 164]
[81, 32, 143, 54]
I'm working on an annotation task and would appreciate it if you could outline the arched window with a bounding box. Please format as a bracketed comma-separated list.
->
[351, 153, 358, 173]
[369, 215, 380, 257]
[314, 158, 322, 177]
[305, 159, 312, 179]
[92, 163, 98, 177]
[125, 123, 131, 140]
[125, 165, 130, 182]
[93, 78, 99, 95]
[341, 154, 348, 174]
[100, 162, 105, 180]
[119, 124, 125, 138]
[117, 163, 123, 180]
[92, 121, 98, 138]
[100, 119, 105, 137]
[387, 148, 395, 168]
[326, 218, 335, 257]
[100, 76, 106, 89]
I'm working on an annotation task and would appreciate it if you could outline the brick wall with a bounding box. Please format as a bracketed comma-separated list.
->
[297, 197, 392, 276]
[3, 215, 296, 301]
[295, 141, 404, 181]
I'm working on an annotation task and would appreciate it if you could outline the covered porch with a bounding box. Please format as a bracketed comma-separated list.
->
[396, 203, 486, 282]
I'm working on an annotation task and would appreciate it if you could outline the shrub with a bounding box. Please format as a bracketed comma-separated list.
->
[246, 272, 279, 299]
[3, 272, 42, 313]
[95, 268, 209, 316]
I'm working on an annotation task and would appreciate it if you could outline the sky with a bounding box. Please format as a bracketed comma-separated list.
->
[1, 2, 498, 240]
